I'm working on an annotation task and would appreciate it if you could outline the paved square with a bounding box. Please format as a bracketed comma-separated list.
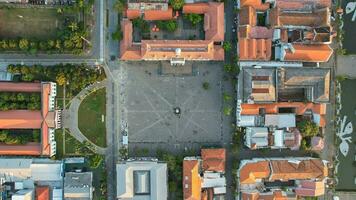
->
[118, 61, 224, 145]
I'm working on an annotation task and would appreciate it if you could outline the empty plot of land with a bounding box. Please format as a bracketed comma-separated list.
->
[0, 7, 64, 39]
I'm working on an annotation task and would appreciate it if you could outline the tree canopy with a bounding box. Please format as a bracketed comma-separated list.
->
[297, 119, 319, 137]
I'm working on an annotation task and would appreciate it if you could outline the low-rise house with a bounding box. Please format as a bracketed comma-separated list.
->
[116, 158, 168, 200]
[120, 1, 224, 63]
[183, 148, 226, 200]
[0, 158, 63, 200]
[238, 0, 334, 63]
[237, 66, 330, 150]
[238, 157, 329, 199]
[0, 82, 60, 156]
[64, 172, 93, 200]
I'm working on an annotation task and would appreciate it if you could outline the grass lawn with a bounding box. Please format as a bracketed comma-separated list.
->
[0, 7, 67, 39]
[55, 129, 64, 159]
[78, 88, 107, 147]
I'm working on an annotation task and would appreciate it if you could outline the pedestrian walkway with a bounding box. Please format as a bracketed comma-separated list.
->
[63, 80, 108, 155]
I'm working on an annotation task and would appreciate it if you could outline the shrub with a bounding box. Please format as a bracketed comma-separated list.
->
[223, 106, 232, 116]
[202, 82, 210, 90]
[223, 41, 232, 52]
[297, 120, 319, 137]
[169, 0, 184, 10]
[184, 13, 203, 26]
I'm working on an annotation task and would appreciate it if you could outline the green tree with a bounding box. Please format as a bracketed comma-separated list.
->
[223, 106, 232, 116]
[165, 20, 178, 32]
[223, 92, 232, 101]
[111, 27, 123, 41]
[19, 39, 29, 50]
[223, 41, 232, 52]
[297, 120, 319, 137]
[0, 131, 8, 142]
[169, 0, 184, 10]
[184, 13, 203, 26]
[202, 82, 210, 90]
[114, 0, 125, 13]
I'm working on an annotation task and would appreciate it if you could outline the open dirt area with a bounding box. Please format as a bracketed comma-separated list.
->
[0, 7, 65, 39]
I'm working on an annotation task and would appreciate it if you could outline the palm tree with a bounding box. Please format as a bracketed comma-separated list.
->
[68, 22, 78, 32]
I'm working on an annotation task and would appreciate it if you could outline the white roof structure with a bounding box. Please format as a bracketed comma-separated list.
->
[265, 114, 296, 128]
[52, 189, 63, 200]
[237, 115, 256, 127]
[272, 130, 285, 148]
[0, 159, 63, 183]
[116, 160, 168, 200]
[64, 172, 93, 200]
[245, 127, 269, 149]
[11, 189, 33, 200]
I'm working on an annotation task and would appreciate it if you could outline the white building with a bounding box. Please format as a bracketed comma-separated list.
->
[116, 159, 168, 200]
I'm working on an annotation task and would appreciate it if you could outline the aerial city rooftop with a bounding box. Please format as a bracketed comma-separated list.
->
[0, 0, 353, 199]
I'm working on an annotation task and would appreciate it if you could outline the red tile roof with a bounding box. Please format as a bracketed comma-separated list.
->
[269, 159, 328, 181]
[183, 3, 224, 41]
[295, 180, 325, 197]
[201, 148, 226, 172]
[239, 6, 256, 26]
[240, 161, 270, 184]
[269, 7, 330, 28]
[36, 186, 50, 200]
[120, 3, 224, 61]
[283, 44, 333, 62]
[126, 7, 174, 20]
[239, 38, 272, 61]
[0, 110, 43, 129]
[275, 0, 331, 10]
[183, 160, 201, 200]
[240, 0, 270, 11]
[0, 82, 41, 92]
[0, 143, 41, 155]
[0, 82, 53, 156]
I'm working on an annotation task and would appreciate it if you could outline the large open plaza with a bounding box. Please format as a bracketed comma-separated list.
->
[112, 61, 230, 153]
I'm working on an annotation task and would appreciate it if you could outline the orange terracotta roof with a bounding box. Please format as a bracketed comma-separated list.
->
[183, 159, 201, 200]
[240, 0, 270, 11]
[183, 3, 224, 41]
[239, 38, 272, 61]
[41, 122, 50, 156]
[295, 180, 325, 197]
[120, 19, 142, 60]
[141, 40, 224, 60]
[239, 6, 256, 26]
[241, 102, 327, 127]
[144, 7, 173, 20]
[121, 3, 224, 61]
[275, 0, 331, 10]
[269, 7, 330, 28]
[126, 7, 173, 20]
[126, 9, 140, 19]
[242, 191, 288, 200]
[0, 143, 41, 155]
[0, 82, 41, 92]
[269, 159, 328, 181]
[283, 44, 333, 62]
[241, 102, 326, 115]
[0, 110, 43, 129]
[240, 161, 270, 184]
[201, 148, 226, 172]
[36, 186, 50, 200]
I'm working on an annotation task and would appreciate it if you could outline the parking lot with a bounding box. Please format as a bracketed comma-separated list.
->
[112, 61, 227, 153]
